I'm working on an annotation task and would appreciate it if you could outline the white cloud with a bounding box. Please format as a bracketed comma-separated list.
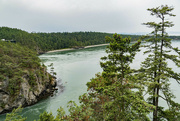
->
[0, 0, 179, 34]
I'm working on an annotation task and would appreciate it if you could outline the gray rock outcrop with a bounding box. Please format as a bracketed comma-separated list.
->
[0, 71, 57, 114]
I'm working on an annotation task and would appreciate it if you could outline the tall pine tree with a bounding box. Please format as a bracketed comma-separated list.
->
[84, 34, 153, 120]
[141, 5, 180, 121]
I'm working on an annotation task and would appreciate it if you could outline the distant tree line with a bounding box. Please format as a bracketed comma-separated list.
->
[0, 27, 143, 53]
[169, 36, 180, 40]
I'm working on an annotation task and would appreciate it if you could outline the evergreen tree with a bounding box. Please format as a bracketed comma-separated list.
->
[83, 34, 153, 120]
[5, 106, 26, 121]
[141, 5, 180, 121]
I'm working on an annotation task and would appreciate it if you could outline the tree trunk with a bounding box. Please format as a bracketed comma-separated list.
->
[153, 32, 159, 121]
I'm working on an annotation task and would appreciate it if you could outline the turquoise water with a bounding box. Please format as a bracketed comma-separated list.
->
[1, 41, 180, 120]
[0, 46, 107, 121]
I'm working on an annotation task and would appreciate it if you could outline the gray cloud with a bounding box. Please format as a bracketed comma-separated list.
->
[0, 0, 179, 35]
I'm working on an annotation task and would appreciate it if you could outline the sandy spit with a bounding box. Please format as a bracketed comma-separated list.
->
[46, 43, 109, 53]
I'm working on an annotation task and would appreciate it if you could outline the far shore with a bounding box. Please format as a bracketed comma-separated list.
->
[46, 43, 109, 53]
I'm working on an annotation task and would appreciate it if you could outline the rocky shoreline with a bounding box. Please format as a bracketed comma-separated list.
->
[0, 72, 57, 114]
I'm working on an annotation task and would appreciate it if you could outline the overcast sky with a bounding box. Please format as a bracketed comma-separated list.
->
[0, 0, 180, 35]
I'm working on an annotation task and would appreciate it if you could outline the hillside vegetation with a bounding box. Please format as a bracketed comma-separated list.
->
[0, 41, 56, 114]
[0, 27, 143, 53]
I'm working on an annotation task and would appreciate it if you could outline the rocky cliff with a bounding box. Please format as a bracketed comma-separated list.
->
[0, 41, 57, 114]
[0, 69, 57, 114]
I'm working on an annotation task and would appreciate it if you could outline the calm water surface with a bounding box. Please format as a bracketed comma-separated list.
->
[0, 41, 180, 120]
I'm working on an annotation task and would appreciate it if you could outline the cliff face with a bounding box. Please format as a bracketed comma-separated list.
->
[0, 70, 57, 114]
[0, 41, 57, 114]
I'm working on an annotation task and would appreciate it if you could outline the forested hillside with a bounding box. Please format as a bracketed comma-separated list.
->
[0, 27, 143, 53]
[35, 32, 113, 51]
[0, 41, 57, 114]
[1, 27, 180, 54]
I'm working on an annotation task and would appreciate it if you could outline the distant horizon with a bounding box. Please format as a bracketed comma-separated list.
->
[1, 26, 180, 36]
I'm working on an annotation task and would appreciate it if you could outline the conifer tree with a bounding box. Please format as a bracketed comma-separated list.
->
[84, 34, 153, 120]
[141, 5, 180, 121]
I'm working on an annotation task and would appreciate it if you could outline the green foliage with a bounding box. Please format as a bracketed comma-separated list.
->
[37, 101, 93, 121]
[0, 27, 142, 53]
[141, 5, 180, 121]
[158, 108, 180, 121]
[48, 63, 57, 76]
[0, 27, 37, 50]
[28, 71, 37, 87]
[38, 112, 55, 121]
[101, 34, 141, 79]
[83, 34, 153, 120]
[0, 41, 44, 96]
[5, 105, 26, 121]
